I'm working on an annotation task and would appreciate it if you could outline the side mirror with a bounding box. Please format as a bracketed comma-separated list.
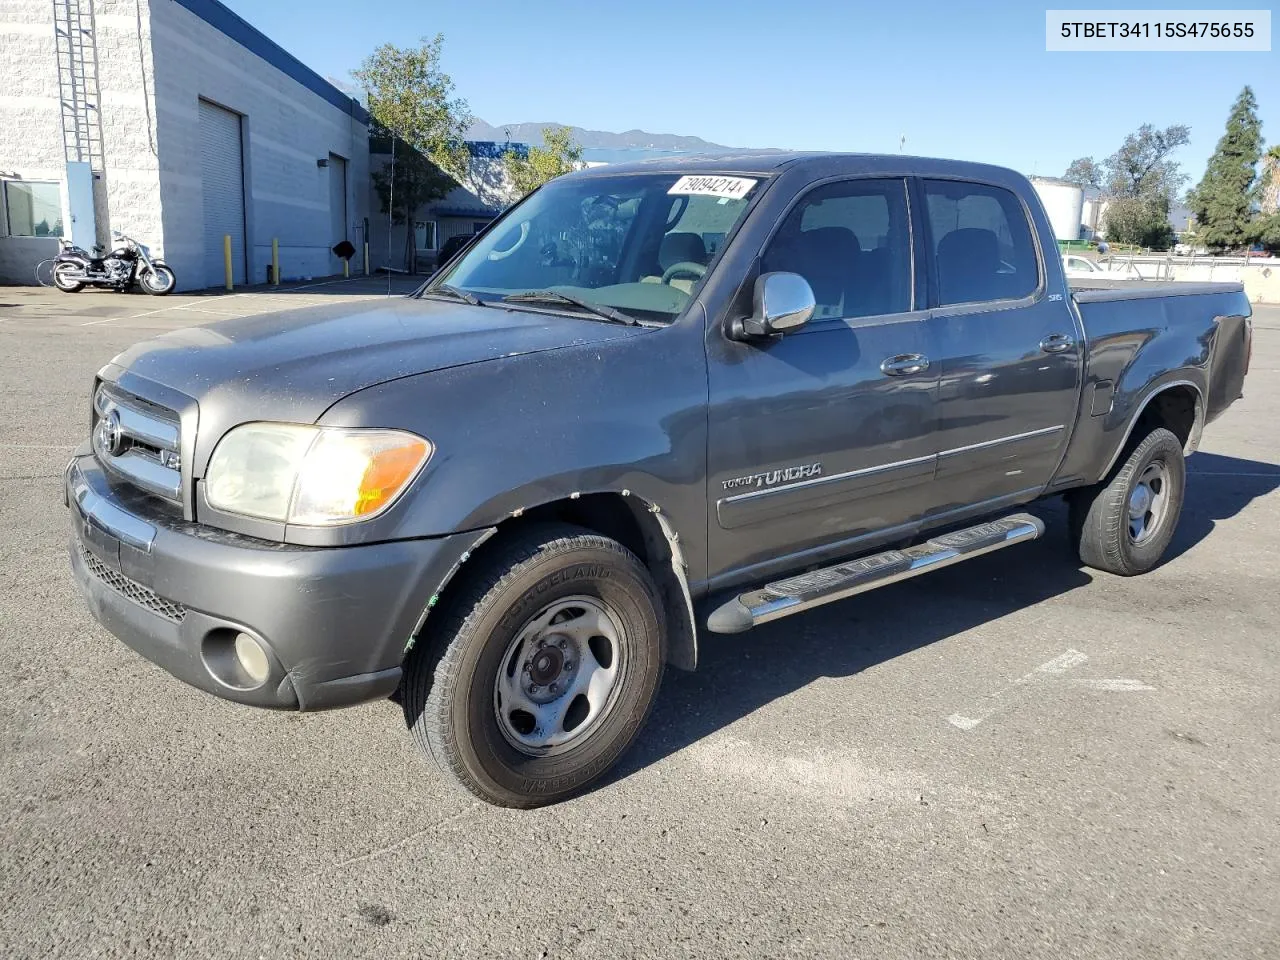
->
[730, 272, 815, 340]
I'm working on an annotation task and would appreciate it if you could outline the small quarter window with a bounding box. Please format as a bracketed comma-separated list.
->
[923, 180, 1039, 305]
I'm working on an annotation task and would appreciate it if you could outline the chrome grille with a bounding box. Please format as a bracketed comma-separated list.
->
[93, 384, 182, 502]
[78, 544, 186, 623]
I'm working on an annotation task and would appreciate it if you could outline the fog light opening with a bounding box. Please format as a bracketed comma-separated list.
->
[234, 632, 271, 685]
[201, 627, 275, 691]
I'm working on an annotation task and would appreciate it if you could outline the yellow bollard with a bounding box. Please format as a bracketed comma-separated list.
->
[363, 241, 370, 276]
[343, 258, 349, 278]
[271, 238, 279, 285]
[223, 235, 233, 290]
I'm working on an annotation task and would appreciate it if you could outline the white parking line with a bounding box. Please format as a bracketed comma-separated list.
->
[947, 648, 1155, 731]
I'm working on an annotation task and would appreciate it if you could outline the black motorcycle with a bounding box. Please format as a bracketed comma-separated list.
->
[51, 232, 176, 295]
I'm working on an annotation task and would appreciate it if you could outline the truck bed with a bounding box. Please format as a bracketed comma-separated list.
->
[1069, 278, 1252, 437]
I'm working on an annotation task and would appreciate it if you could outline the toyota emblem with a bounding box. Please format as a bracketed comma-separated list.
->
[97, 410, 125, 457]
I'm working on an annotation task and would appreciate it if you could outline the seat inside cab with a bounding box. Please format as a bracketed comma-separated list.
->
[642, 232, 708, 293]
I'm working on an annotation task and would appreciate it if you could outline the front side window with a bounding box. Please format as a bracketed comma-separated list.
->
[436, 173, 762, 322]
[760, 178, 912, 321]
[3, 180, 63, 237]
[923, 180, 1039, 305]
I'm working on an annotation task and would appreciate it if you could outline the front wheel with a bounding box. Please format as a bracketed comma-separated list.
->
[402, 524, 665, 808]
[52, 261, 85, 292]
[139, 264, 176, 295]
[1068, 427, 1186, 576]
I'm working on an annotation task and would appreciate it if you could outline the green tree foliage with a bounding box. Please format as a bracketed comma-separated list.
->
[504, 126, 584, 197]
[353, 35, 473, 181]
[1101, 197, 1175, 249]
[1062, 157, 1103, 189]
[1064, 126, 1190, 248]
[1188, 87, 1264, 251]
[1091, 124, 1190, 249]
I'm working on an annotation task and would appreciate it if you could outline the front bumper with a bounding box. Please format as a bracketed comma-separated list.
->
[66, 454, 493, 710]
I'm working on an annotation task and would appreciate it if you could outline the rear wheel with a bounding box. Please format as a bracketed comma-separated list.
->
[52, 262, 84, 292]
[1068, 427, 1186, 576]
[401, 524, 665, 808]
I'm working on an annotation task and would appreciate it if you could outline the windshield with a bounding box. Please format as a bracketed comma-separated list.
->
[431, 173, 763, 322]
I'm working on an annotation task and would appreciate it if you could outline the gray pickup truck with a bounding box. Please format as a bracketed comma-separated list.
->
[68, 154, 1253, 807]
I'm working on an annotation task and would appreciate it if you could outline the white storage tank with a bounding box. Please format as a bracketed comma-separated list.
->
[1030, 177, 1085, 242]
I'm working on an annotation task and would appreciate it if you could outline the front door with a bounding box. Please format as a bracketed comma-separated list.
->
[706, 177, 938, 586]
[919, 177, 1083, 520]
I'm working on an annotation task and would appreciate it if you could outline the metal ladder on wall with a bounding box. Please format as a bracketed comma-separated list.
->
[52, 0, 102, 168]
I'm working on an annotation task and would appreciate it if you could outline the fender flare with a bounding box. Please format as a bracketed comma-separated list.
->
[404, 490, 700, 671]
[1096, 378, 1204, 481]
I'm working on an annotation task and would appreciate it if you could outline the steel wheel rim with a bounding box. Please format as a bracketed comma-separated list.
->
[494, 595, 629, 757]
[1127, 460, 1169, 544]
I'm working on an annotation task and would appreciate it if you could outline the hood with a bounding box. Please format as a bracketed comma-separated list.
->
[103, 296, 649, 468]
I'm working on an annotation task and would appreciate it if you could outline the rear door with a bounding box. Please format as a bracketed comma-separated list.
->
[705, 177, 938, 583]
[919, 178, 1083, 520]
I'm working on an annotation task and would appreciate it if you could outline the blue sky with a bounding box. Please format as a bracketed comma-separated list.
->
[220, 0, 1277, 183]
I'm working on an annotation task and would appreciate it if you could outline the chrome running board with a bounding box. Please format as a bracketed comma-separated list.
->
[706, 513, 1045, 634]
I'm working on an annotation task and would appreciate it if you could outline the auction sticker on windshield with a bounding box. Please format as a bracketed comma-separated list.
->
[668, 175, 757, 200]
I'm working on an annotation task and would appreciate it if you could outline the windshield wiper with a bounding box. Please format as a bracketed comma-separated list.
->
[503, 290, 640, 326]
[424, 283, 483, 306]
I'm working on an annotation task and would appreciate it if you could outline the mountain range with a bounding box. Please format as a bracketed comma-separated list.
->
[465, 119, 734, 152]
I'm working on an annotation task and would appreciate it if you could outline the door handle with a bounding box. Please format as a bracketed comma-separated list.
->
[881, 354, 930, 376]
[1039, 333, 1075, 354]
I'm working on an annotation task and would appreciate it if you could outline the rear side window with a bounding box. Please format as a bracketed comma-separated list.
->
[761, 178, 912, 320]
[923, 180, 1039, 305]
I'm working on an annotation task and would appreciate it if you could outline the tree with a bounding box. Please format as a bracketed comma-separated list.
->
[353, 36, 473, 180]
[1062, 157, 1103, 189]
[354, 36, 473, 269]
[504, 126, 584, 197]
[1101, 197, 1175, 249]
[1257, 145, 1280, 216]
[1187, 87, 1264, 251]
[1096, 124, 1190, 248]
[1250, 211, 1280, 254]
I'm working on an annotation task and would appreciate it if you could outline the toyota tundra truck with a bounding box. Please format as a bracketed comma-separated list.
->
[67, 154, 1253, 807]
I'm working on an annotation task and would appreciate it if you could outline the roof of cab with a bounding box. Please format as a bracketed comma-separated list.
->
[567, 151, 1027, 184]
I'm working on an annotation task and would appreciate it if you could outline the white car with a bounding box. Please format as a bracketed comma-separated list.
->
[1062, 254, 1142, 280]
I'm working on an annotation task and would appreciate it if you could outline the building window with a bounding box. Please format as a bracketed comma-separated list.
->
[414, 220, 438, 251]
[3, 180, 64, 237]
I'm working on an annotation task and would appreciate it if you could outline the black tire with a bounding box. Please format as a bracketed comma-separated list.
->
[1068, 427, 1186, 576]
[52, 262, 84, 292]
[139, 265, 176, 296]
[402, 524, 666, 808]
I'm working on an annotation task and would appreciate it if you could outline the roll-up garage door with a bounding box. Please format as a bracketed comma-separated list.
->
[198, 99, 246, 289]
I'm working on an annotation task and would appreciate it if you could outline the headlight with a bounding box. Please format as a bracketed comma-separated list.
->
[205, 423, 432, 525]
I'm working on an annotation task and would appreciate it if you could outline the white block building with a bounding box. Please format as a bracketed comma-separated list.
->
[0, 0, 370, 290]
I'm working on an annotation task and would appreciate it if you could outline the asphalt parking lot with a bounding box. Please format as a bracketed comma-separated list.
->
[1, 282, 1277, 959]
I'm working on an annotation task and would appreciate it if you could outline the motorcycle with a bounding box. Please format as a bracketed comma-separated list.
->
[51, 232, 176, 295]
